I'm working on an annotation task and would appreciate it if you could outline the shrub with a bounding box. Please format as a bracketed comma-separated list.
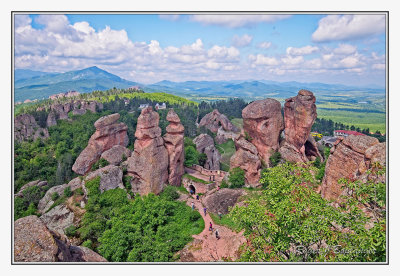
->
[123, 176, 132, 190]
[22, 186, 43, 206]
[75, 187, 84, 196]
[51, 192, 59, 201]
[269, 151, 281, 167]
[228, 167, 245, 188]
[184, 146, 199, 167]
[82, 240, 93, 249]
[91, 158, 109, 171]
[161, 186, 180, 201]
[63, 186, 72, 197]
[220, 180, 229, 188]
[244, 131, 253, 142]
[65, 225, 77, 237]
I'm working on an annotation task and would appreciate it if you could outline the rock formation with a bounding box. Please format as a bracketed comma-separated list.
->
[14, 215, 106, 262]
[279, 90, 318, 163]
[15, 180, 48, 198]
[85, 165, 124, 193]
[230, 136, 261, 187]
[46, 111, 57, 127]
[321, 135, 385, 201]
[199, 109, 239, 133]
[72, 113, 128, 175]
[163, 109, 185, 186]
[242, 98, 284, 165]
[39, 204, 74, 236]
[127, 107, 169, 195]
[50, 103, 71, 120]
[193, 133, 221, 170]
[14, 114, 49, 142]
[203, 188, 245, 214]
[100, 145, 131, 165]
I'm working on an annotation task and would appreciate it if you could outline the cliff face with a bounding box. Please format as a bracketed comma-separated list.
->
[163, 109, 185, 186]
[72, 113, 129, 175]
[14, 114, 49, 142]
[127, 107, 169, 195]
[193, 133, 221, 170]
[242, 98, 284, 165]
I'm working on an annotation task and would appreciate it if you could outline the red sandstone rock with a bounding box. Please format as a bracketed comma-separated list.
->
[72, 113, 128, 175]
[164, 109, 185, 186]
[321, 135, 384, 201]
[127, 107, 169, 195]
[14, 114, 49, 142]
[242, 98, 284, 165]
[230, 137, 261, 187]
[193, 134, 221, 170]
[100, 145, 131, 165]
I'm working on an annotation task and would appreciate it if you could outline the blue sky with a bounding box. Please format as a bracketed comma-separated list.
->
[14, 13, 386, 86]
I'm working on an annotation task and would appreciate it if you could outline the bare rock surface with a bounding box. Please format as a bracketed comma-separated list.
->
[100, 145, 131, 165]
[199, 109, 239, 133]
[127, 107, 169, 195]
[16, 180, 48, 197]
[164, 109, 185, 186]
[40, 204, 74, 235]
[85, 165, 124, 193]
[193, 134, 221, 170]
[242, 98, 283, 165]
[230, 137, 261, 187]
[38, 184, 67, 214]
[203, 188, 245, 215]
[321, 135, 385, 201]
[14, 114, 49, 142]
[72, 113, 128, 175]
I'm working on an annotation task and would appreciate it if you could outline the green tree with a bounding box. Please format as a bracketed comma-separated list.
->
[184, 146, 199, 167]
[229, 167, 245, 188]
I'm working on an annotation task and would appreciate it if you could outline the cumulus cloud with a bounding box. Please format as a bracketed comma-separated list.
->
[189, 14, 291, 28]
[312, 14, 386, 42]
[257, 41, 272, 49]
[286, 45, 318, 56]
[333, 44, 357, 55]
[232, 34, 253, 47]
[249, 54, 279, 66]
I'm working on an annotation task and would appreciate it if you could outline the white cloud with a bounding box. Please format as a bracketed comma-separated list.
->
[372, 64, 385, 70]
[14, 14, 32, 29]
[312, 14, 386, 42]
[333, 44, 357, 55]
[189, 14, 291, 28]
[257, 41, 272, 49]
[232, 34, 253, 48]
[159, 14, 180, 21]
[249, 54, 279, 66]
[338, 55, 362, 68]
[282, 55, 304, 65]
[286, 45, 318, 56]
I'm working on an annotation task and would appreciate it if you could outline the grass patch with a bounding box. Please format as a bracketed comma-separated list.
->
[231, 118, 243, 130]
[183, 174, 212, 184]
[210, 212, 241, 233]
[216, 139, 236, 172]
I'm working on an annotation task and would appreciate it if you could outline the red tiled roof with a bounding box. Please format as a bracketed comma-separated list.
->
[334, 130, 366, 136]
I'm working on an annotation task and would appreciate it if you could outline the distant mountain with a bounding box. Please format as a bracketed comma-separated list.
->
[14, 66, 138, 102]
[14, 69, 57, 82]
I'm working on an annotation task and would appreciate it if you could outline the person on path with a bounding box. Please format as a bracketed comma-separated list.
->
[203, 207, 207, 216]
[196, 194, 199, 200]
[209, 222, 213, 231]
[191, 202, 195, 210]
[217, 186, 220, 191]
[215, 229, 220, 240]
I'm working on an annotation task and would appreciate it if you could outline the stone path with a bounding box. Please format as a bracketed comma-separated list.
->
[178, 193, 246, 262]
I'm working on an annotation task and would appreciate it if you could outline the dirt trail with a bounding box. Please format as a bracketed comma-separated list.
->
[179, 194, 246, 262]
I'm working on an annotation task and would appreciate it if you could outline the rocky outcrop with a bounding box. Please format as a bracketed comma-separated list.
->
[14, 215, 106, 262]
[230, 137, 261, 187]
[37, 184, 67, 214]
[15, 180, 48, 197]
[321, 135, 385, 201]
[50, 103, 71, 120]
[279, 90, 318, 163]
[14, 114, 49, 142]
[46, 111, 57, 127]
[193, 134, 221, 170]
[40, 204, 74, 236]
[85, 165, 124, 193]
[72, 113, 129, 175]
[163, 109, 185, 186]
[203, 188, 245, 214]
[127, 107, 169, 195]
[242, 98, 284, 166]
[100, 145, 131, 165]
[199, 109, 239, 133]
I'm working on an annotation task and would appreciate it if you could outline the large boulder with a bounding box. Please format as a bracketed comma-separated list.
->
[72, 113, 129, 175]
[46, 111, 57, 127]
[199, 109, 239, 133]
[230, 137, 261, 187]
[242, 98, 284, 165]
[14, 215, 106, 262]
[127, 107, 169, 195]
[193, 134, 221, 170]
[279, 90, 318, 163]
[321, 135, 385, 201]
[14, 114, 49, 142]
[15, 180, 48, 198]
[163, 109, 185, 186]
[85, 165, 124, 193]
[100, 145, 131, 165]
[39, 204, 74, 236]
[38, 184, 67, 214]
[203, 188, 245, 214]
[50, 103, 71, 120]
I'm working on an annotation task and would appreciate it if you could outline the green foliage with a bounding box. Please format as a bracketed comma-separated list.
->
[269, 151, 281, 167]
[220, 163, 230, 172]
[210, 212, 241, 233]
[63, 186, 72, 197]
[82, 240, 93, 250]
[228, 168, 245, 188]
[91, 158, 110, 171]
[182, 174, 211, 184]
[65, 225, 78, 237]
[184, 146, 199, 167]
[244, 131, 253, 142]
[51, 192, 59, 201]
[161, 186, 180, 201]
[14, 198, 38, 220]
[230, 162, 386, 262]
[220, 180, 229, 188]
[75, 187, 84, 196]
[198, 153, 208, 167]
